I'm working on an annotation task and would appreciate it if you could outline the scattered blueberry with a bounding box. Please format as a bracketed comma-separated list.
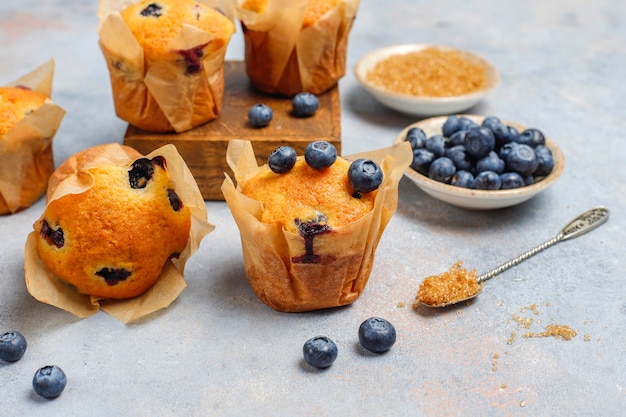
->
[451, 170, 475, 188]
[474, 171, 502, 190]
[304, 141, 337, 170]
[248, 103, 273, 127]
[268, 146, 297, 173]
[533, 145, 554, 176]
[358, 317, 396, 353]
[500, 172, 525, 189]
[425, 135, 446, 158]
[348, 159, 383, 197]
[464, 126, 495, 158]
[32, 365, 67, 399]
[428, 157, 456, 183]
[0, 331, 27, 362]
[292, 92, 319, 117]
[504, 143, 539, 176]
[405, 127, 427, 150]
[476, 151, 505, 174]
[302, 336, 338, 369]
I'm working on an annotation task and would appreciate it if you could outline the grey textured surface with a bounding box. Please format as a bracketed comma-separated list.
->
[1, 1, 625, 416]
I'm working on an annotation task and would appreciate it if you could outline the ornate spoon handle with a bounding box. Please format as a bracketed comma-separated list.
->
[476, 207, 609, 284]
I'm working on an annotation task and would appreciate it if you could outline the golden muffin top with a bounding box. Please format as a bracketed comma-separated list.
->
[121, 0, 235, 64]
[242, 156, 376, 234]
[0, 86, 47, 138]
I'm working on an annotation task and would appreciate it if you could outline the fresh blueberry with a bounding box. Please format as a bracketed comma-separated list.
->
[425, 135, 446, 158]
[446, 130, 467, 148]
[474, 171, 502, 190]
[428, 157, 456, 183]
[405, 127, 427, 150]
[482, 116, 511, 147]
[533, 145, 554, 176]
[442, 115, 461, 137]
[358, 317, 396, 353]
[504, 143, 539, 176]
[451, 170, 475, 189]
[268, 146, 297, 173]
[0, 331, 27, 362]
[463, 126, 495, 158]
[524, 175, 535, 186]
[519, 128, 546, 147]
[304, 141, 337, 169]
[498, 141, 519, 161]
[32, 365, 67, 398]
[348, 159, 383, 197]
[500, 172, 526, 189]
[457, 117, 479, 132]
[410, 148, 435, 175]
[292, 92, 319, 117]
[444, 145, 473, 172]
[302, 336, 338, 369]
[248, 103, 273, 127]
[502, 125, 521, 145]
[476, 151, 505, 174]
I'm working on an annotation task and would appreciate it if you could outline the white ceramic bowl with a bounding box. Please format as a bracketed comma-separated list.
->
[394, 115, 565, 210]
[354, 44, 499, 117]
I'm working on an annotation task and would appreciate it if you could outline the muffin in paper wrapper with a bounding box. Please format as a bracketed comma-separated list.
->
[98, 0, 236, 132]
[0, 60, 65, 215]
[236, 0, 360, 96]
[24, 143, 214, 323]
[221, 139, 411, 312]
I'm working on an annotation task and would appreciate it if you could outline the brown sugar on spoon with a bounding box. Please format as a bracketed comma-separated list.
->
[414, 261, 481, 308]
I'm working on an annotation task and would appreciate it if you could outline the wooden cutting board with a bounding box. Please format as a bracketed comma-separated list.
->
[123, 60, 342, 200]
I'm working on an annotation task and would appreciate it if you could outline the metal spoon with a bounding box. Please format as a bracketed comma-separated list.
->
[417, 206, 610, 308]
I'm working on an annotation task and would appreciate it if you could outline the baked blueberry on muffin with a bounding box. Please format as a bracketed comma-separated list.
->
[34, 145, 191, 299]
[99, 0, 235, 132]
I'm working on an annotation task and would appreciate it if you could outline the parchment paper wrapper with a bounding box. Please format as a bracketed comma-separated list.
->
[98, 0, 235, 133]
[24, 143, 215, 323]
[236, 0, 360, 96]
[221, 139, 411, 312]
[0, 60, 65, 215]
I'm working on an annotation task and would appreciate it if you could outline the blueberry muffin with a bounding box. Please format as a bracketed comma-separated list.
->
[34, 144, 192, 299]
[0, 86, 59, 215]
[237, 0, 360, 96]
[222, 139, 411, 312]
[100, 0, 235, 132]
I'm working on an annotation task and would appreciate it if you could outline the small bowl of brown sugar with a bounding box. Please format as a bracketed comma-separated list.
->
[354, 44, 499, 116]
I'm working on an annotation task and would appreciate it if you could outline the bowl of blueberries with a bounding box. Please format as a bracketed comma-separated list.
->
[394, 114, 565, 210]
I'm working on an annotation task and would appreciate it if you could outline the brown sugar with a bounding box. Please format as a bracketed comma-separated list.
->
[414, 261, 481, 307]
[366, 47, 488, 97]
[523, 324, 578, 341]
